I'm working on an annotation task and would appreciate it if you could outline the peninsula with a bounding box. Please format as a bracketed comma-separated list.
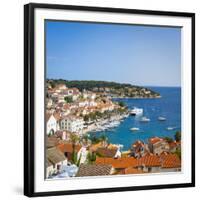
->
[47, 79, 161, 98]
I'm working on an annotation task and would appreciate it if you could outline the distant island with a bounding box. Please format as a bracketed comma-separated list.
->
[47, 79, 161, 98]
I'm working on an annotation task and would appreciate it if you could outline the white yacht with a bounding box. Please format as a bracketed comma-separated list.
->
[130, 107, 143, 115]
[158, 117, 166, 121]
[166, 126, 176, 131]
[140, 116, 150, 122]
[130, 127, 140, 131]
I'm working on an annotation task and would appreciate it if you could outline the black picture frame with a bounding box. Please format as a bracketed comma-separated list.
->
[24, 3, 195, 197]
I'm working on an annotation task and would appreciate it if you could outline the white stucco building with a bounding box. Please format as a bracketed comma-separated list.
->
[46, 114, 60, 135]
[60, 115, 84, 133]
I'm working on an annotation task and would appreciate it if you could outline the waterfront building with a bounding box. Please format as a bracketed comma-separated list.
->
[148, 137, 170, 155]
[60, 115, 84, 133]
[131, 140, 146, 158]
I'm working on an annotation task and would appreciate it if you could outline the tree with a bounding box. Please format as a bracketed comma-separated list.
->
[71, 151, 78, 164]
[174, 148, 181, 159]
[164, 137, 173, 143]
[118, 101, 126, 107]
[81, 134, 90, 146]
[87, 152, 96, 164]
[50, 81, 56, 88]
[175, 131, 181, 142]
[83, 115, 89, 122]
[99, 135, 108, 147]
[70, 134, 79, 163]
[90, 136, 100, 144]
[64, 96, 73, 103]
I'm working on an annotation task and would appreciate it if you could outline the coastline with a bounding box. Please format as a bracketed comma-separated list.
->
[111, 96, 161, 99]
[81, 113, 129, 135]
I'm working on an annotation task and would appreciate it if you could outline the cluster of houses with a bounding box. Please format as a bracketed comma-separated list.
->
[45, 83, 181, 179]
[46, 133, 181, 178]
[46, 83, 118, 136]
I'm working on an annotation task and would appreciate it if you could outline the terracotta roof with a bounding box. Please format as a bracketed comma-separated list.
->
[161, 153, 181, 168]
[90, 143, 104, 151]
[132, 140, 145, 153]
[96, 147, 117, 158]
[76, 164, 112, 177]
[46, 113, 61, 122]
[169, 141, 181, 148]
[46, 147, 66, 164]
[57, 143, 82, 153]
[63, 104, 70, 110]
[149, 137, 163, 145]
[138, 154, 161, 167]
[46, 136, 60, 148]
[132, 140, 144, 148]
[96, 157, 138, 169]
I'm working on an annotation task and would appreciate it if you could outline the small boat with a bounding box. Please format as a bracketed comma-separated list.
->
[166, 126, 176, 131]
[158, 117, 166, 121]
[130, 127, 140, 131]
[130, 107, 143, 115]
[140, 116, 150, 122]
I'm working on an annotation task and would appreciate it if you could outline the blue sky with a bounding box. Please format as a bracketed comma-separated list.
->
[46, 21, 181, 87]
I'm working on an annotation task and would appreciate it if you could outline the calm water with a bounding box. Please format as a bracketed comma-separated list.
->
[89, 87, 181, 150]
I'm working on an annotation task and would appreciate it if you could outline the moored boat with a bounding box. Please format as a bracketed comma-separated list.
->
[158, 116, 166, 121]
[166, 126, 176, 130]
[140, 116, 150, 122]
[130, 127, 140, 131]
[130, 107, 143, 115]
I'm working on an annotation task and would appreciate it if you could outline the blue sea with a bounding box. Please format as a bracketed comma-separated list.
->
[89, 87, 181, 150]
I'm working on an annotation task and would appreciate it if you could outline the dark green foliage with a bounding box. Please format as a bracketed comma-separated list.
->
[174, 148, 181, 159]
[46, 79, 160, 97]
[83, 115, 89, 122]
[71, 151, 78, 164]
[175, 131, 181, 142]
[164, 137, 174, 143]
[84, 111, 104, 122]
[87, 152, 96, 164]
[64, 96, 73, 103]
[90, 136, 101, 144]
[118, 101, 126, 107]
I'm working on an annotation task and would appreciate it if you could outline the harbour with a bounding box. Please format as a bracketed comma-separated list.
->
[88, 87, 181, 150]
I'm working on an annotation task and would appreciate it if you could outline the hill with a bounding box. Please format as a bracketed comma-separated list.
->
[47, 79, 161, 98]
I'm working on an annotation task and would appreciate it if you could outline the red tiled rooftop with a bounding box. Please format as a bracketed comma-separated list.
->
[138, 154, 161, 167]
[96, 157, 138, 169]
[161, 153, 181, 168]
[149, 137, 163, 145]
[57, 143, 81, 153]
